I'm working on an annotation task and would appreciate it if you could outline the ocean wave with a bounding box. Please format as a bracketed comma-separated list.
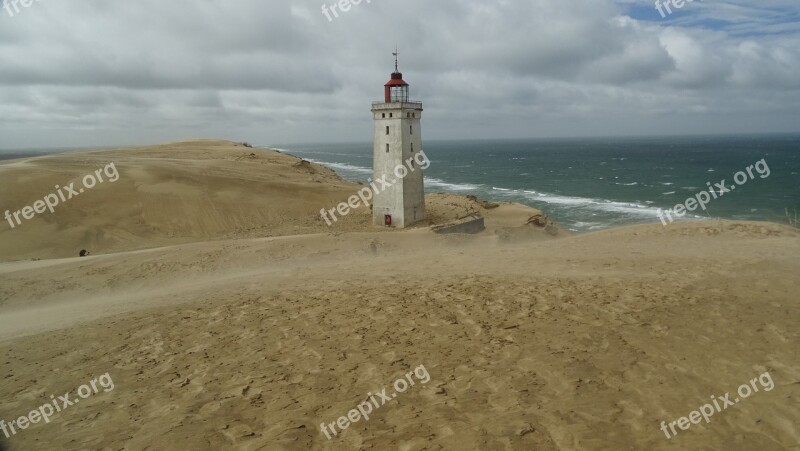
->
[262, 146, 291, 153]
[428, 178, 483, 191]
[489, 186, 660, 217]
[305, 159, 373, 175]
[570, 221, 608, 231]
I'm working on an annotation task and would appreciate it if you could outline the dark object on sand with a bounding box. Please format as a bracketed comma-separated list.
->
[79, 249, 90, 257]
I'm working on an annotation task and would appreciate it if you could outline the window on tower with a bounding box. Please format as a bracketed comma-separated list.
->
[390, 85, 409, 103]
[410, 125, 413, 135]
[386, 126, 390, 135]
[386, 144, 390, 153]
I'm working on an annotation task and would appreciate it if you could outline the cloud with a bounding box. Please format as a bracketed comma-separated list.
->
[0, 0, 798, 147]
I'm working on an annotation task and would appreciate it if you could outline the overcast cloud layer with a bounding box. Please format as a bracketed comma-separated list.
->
[0, 0, 798, 148]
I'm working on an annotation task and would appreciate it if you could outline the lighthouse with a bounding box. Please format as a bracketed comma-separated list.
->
[371, 52, 425, 228]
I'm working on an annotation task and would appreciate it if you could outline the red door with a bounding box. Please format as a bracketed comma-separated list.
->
[385, 215, 392, 226]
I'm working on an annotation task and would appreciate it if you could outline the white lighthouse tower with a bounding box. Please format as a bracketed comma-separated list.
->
[371, 52, 425, 228]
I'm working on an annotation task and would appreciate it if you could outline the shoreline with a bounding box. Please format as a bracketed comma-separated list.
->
[268, 144, 791, 234]
[1, 141, 793, 239]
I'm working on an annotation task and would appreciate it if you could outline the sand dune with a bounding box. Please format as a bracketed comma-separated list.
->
[0, 140, 558, 262]
[0, 141, 798, 450]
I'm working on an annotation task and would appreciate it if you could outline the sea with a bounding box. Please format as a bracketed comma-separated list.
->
[268, 135, 800, 232]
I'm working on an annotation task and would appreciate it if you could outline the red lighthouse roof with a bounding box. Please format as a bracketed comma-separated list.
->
[383, 50, 410, 103]
[385, 72, 408, 87]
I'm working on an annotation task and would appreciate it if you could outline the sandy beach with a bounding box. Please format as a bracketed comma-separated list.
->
[0, 140, 798, 450]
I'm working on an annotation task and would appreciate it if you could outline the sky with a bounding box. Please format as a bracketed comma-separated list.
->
[0, 0, 798, 149]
